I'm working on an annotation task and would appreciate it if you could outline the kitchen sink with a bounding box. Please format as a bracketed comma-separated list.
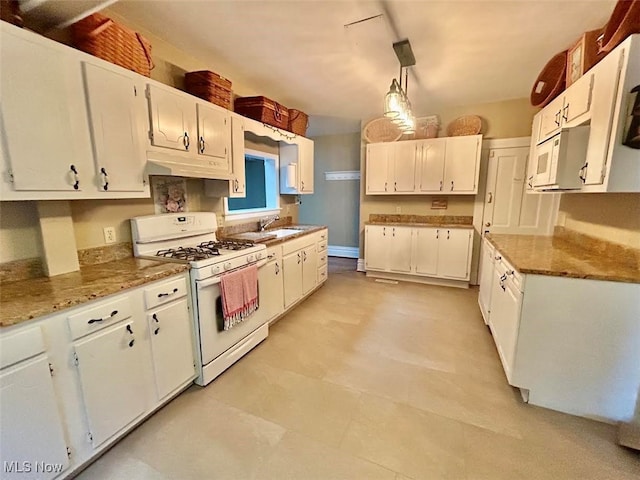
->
[265, 228, 302, 238]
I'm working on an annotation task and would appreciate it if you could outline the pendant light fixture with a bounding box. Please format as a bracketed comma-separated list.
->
[383, 39, 416, 134]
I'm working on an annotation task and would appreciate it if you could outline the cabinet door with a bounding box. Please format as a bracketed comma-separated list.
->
[148, 84, 195, 152]
[148, 299, 195, 401]
[1, 357, 69, 480]
[302, 245, 318, 294]
[1, 26, 93, 192]
[388, 226, 413, 273]
[583, 49, 623, 186]
[562, 72, 593, 126]
[74, 320, 146, 447]
[283, 251, 303, 309]
[488, 275, 522, 382]
[83, 62, 147, 192]
[196, 102, 230, 168]
[259, 260, 284, 322]
[444, 136, 480, 193]
[413, 228, 438, 276]
[392, 142, 417, 192]
[366, 143, 390, 193]
[478, 242, 494, 323]
[364, 225, 389, 271]
[417, 139, 446, 192]
[437, 229, 472, 280]
[538, 96, 564, 142]
[229, 116, 246, 197]
[299, 138, 315, 194]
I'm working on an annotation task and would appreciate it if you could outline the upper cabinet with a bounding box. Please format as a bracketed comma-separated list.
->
[365, 135, 482, 195]
[0, 22, 151, 200]
[228, 114, 246, 197]
[147, 84, 196, 153]
[529, 34, 640, 193]
[279, 136, 314, 194]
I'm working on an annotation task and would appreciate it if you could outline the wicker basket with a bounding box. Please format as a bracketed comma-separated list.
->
[530, 50, 567, 108]
[234, 96, 289, 130]
[71, 13, 154, 77]
[185, 71, 232, 110]
[362, 117, 403, 143]
[288, 109, 308, 136]
[446, 115, 482, 136]
[599, 0, 640, 54]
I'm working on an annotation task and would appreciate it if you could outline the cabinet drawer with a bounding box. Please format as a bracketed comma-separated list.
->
[318, 250, 328, 267]
[318, 264, 328, 283]
[265, 245, 282, 263]
[68, 296, 133, 341]
[144, 276, 188, 310]
[0, 326, 45, 370]
[282, 234, 316, 256]
[316, 229, 328, 242]
[317, 240, 328, 253]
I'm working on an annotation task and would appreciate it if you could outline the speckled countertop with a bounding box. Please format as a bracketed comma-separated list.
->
[222, 225, 327, 246]
[365, 214, 473, 229]
[486, 233, 640, 284]
[0, 258, 188, 327]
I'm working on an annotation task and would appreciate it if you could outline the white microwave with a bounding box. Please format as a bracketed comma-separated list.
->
[532, 126, 590, 190]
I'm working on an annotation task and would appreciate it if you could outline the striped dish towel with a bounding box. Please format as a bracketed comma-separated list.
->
[220, 264, 259, 330]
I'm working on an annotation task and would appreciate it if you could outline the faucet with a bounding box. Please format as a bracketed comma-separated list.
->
[259, 215, 280, 232]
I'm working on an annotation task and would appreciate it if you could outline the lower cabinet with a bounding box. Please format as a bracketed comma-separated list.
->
[280, 229, 326, 310]
[365, 225, 473, 284]
[477, 238, 495, 323]
[0, 328, 69, 480]
[258, 251, 285, 323]
[317, 229, 328, 284]
[283, 250, 304, 309]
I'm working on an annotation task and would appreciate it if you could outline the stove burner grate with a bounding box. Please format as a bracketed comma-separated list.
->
[156, 246, 220, 261]
[197, 240, 255, 251]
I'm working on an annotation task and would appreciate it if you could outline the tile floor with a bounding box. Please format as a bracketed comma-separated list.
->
[76, 258, 640, 479]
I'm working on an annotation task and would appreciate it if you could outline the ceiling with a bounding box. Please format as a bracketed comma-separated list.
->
[104, 1, 615, 124]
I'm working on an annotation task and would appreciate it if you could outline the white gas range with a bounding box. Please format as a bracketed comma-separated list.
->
[131, 213, 269, 386]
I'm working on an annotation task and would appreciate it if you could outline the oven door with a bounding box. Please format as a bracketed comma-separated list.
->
[194, 261, 268, 366]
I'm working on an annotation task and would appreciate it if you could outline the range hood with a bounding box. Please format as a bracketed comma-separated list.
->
[146, 151, 233, 181]
[19, 0, 118, 30]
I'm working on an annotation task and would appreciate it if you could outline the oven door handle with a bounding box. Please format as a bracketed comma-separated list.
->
[196, 277, 222, 289]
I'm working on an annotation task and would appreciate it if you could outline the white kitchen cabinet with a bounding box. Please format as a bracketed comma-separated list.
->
[443, 135, 482, 193]
[365, 225, 474, 285]
[413, 228, 439, 276]
[0, 22, 93, 194]
[196, 101, 230, 170]
[282, 250, 303, 309]
[416, 138, 446, 192]
[302, 245, 318, 294]
[365, 143, 391, 193]
[259, 255, 284, 323]
[477, 238, 495, 324]
[0, 328, 69, 480]
[388, 226, 413, 273]
[316, 229, 329, 284]
[83, 62, 148, 193]
[228, 114, 246, 197]
[147, 83, 196, 153]
[73, 319, 147, 447]
[280, 136, 315, 194]
[147, 298, 195, 402]
[437, 228, 473, 279]
[392, 142, 418, 192]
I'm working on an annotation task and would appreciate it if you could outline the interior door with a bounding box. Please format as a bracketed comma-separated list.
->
[83, 62, 147, 192]
[413, 228, 438, 276]
[196, 102, 230, 165]
[392, 142, 417, 192]
[437, 229, 472, 279]
[1, 28, 93, 191]
[417, 139, 446, 192]
[148, 84, 194, 152]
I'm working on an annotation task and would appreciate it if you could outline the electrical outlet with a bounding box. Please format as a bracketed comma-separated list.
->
[103, 227, 116, 244]
[396, 206, 402, 213]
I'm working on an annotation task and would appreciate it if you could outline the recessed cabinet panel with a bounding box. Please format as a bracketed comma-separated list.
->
[413, 228, 438, 276]
[437, 229, 472, 280]
[74, 321, 147, 447]
[388, 227, 413, 273]
[444, 136, 480, 192]
[258, 259, 284, 323]
[417, 139, 446, 192]
[366, 143, 391, 193]
[83, 62, 147, 192]
[364, 226, 389, 270]
[148, 84, 195, 152]
[563, 73, 593, 125]
[392, 142, 417, 192]
[1, 26, 93, 192]
[196, 102, 230, 165]
[302, 245, 318, 294]
[283, 251, 304, 309]
[1, 357, 69, 480]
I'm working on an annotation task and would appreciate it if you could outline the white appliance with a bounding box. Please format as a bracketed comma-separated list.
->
[533, 126, 590, 190]
[131, 212, 268, 386]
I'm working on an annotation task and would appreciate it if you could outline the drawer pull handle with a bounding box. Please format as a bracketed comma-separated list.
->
[158, 288, 179, 298]
[87, 310, 118, 324]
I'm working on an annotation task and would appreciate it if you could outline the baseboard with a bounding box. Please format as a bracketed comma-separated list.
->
[356, 259, 365, 272]
[327, 245, 359, 258]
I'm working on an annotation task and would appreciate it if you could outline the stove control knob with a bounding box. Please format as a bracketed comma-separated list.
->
[211, 265, 221, 275]
[223, 262, 232, 271]
[255, 252, 263, 260]
[246, 254, 255, 263]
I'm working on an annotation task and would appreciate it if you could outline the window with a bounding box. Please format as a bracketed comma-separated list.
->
[225, 149, 279, 217]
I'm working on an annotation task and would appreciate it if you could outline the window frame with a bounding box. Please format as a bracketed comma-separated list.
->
[223, 148, 280, 219]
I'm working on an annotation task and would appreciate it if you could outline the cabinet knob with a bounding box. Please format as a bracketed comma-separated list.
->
[485, 222, 491, 227]
[100, 167, 109, 191]
[70, 165, 80, 190]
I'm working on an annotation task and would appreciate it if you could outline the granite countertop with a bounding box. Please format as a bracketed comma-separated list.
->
[222, 224, 327, 246]
[0, 258, 188, 327]
[486, 233, 640, 284]
[365, 214, 473, 229]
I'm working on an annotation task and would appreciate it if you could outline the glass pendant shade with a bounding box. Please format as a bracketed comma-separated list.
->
[383, 79, 401, 118]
